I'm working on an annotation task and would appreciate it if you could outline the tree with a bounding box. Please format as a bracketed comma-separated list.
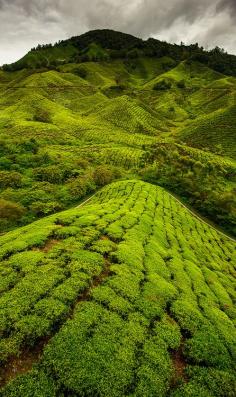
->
[0, 171, 23, 188]
[93, 166, 113, 186]
[21, 138, 39, 154]
[67, 177, 87, 199]
[153, 79, 172, 91]
[33, 166, 64, 184]
[67, 175, 95, 200]
[127, 49, 140, 59]
[176, 80, 186, 89]
[30, 201, 62, 216]
[73, 67, 87, 79]
[0, 157, 12, 170]
[0, 199, 25, 220]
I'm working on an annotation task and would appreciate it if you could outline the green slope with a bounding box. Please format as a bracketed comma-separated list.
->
[143, 61, 223, 90]
[3, 29, 236, 78]
[141, 142, 236, 235]
[0, 180, 235, 396]
[85, 95, 171, 134]
[179, 105, 236, 159]
[0, 50, 235, 235]
[0, 29, 236, 397]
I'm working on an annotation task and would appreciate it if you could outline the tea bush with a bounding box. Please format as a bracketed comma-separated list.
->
[0, 180, 235, 395]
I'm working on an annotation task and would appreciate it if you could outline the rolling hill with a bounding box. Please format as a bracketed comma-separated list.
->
[0, 29, 235, 396]
[0, 40, 235, 235]
[0, 180, 235, 396]
[179, 105, 236, 158]
[3, 29, 236, 77]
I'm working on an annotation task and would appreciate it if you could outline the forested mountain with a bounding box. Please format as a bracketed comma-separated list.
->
[3, 29, 236, 77]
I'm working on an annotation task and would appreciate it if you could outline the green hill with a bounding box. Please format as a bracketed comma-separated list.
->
[0, 32, 235, 235]
[0, 180, 235, 396]
[143, 61, 223, 90]
[0, 29, 235, 395]
[179, 105, 236, 158]
[3, 29, 236, 77]
[85, 95, 171, 134]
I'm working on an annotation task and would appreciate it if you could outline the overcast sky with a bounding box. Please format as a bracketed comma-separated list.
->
[0, 0, 235, 65]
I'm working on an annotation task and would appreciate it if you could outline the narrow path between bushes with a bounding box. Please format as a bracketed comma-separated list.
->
[167, 191, 236, 243]
[75, 183, 236, 243]
[76, 192, 97, 208]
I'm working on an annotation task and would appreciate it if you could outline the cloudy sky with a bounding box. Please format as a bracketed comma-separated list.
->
[0, 0, 236, 65]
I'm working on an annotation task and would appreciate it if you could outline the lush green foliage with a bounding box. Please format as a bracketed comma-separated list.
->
[3, 29, 236, 77]
[0, 180, 235, 396]
[0, 50, 235, 234]
[0, 30, 235, 396]
[141, 142, 236, 235]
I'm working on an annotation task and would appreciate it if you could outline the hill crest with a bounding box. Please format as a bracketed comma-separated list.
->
[2, 29, 236, 77]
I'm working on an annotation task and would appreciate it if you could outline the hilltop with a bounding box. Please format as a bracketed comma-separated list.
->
[3, 29, 236, 77]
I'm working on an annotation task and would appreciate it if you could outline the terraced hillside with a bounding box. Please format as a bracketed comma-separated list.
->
[0, 28, 236, 397]
[179, 106, 236, 158]
[0, 180, 235, 396]
[141, 142, 236, 235]
[0, 46, 236, 235]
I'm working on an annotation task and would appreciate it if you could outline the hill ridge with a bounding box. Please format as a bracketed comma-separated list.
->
[0, 179, 235, 395]
[3, 29, 236, 78]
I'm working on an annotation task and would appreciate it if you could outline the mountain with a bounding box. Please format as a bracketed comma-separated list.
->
[3, 29, 236, 77]
[0, 29, 235, 396]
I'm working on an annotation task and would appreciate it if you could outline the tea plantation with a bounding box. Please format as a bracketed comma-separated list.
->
[0, 29, 236, 396]
[0, 180, 235, 396]
[0, 50, 235, 234]
[0, 65, 162, 233]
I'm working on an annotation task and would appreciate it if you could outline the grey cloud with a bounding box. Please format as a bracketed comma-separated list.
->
[194, 11, 236, 54]
[76, 0, 212, 37]
[217, 0, 236, 15]
[0, 0, 235, 65]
